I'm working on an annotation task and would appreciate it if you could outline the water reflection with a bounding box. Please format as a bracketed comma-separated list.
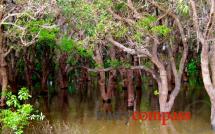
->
[27, 85, 215, 134]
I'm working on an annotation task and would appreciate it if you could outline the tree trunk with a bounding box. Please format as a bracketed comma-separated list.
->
[127, 69, 134, 109]
[24, 51, 34, 92]
[158, 69, 170, 112]
[107, 46, 116, 100]
[0, 6, 7, 106]
[134, 56, 142, 111]
[210, 44, 215, 87]
[59, 53, 69, 109]
[94, 45, 108, 101]
[211, 104, 215, 130]
[0, 65, 7, 106]
[210, 45, 215, 129]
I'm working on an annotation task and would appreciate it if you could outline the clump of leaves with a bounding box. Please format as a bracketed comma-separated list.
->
[187, 59, 198, 76]
[106, 59, 121, 68]
[176, 0, 189, 16]
[135, 15, 157, 30]
[134, 15, 171, 37]
[0, 87, 45, 134]
[187, 58, 201, 87]
[114, 2, 127, 12]
[151, 25, 171, 36]
[154, 90, 159, 96]
[59, 36, 75, 52]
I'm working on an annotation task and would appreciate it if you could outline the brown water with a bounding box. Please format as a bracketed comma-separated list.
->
[26, 94, 215, 134]
[23, 84, 215, 134]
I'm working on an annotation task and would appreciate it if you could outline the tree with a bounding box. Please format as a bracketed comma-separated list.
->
[0, 0, 56, 106]
[189, 0, 215, 129]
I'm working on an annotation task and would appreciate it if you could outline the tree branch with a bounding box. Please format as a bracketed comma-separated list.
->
[204, 0, 215, 38]
[107, 36, 136, 55]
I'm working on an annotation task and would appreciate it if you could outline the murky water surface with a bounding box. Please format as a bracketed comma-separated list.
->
[26, 86, 215, 134]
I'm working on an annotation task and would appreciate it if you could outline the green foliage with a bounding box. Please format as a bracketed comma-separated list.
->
[18, 87, 31, 101]
[0, 88, 45, 134]
[151, 25, 171, 36]
[187, 58, 201, 87]
[113, 24, 128, 38]
[106, 59, 121, 68]
[154, 90, 159, 96]
[94, 0, 113, 9]
[39, 28, 58, 41]
[104, 59, 131, 69]
[114, 2, 127, 12]
[133, 32, 143, 43]
[136, 16, 157, 30]
[68, 85, 76, 94]
[176, 0, 189, 16]
[187, 59, 198, 76]
[144, 60, 153, 68]
[59, 37, 75, 52]
[134, 15, 171, 39]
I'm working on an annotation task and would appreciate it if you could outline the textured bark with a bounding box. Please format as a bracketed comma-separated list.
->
[0, 3, 7, 106]
[134, 56, 142, 111]
[127, 69, 134, 108]
[190, 0, 215, 129]
[107, 46, 116, 99]
[59, 53, 68, 89]
[211, 104, 215, 130]
[24, 50, 34, 91]
[210, 44, 215, 87]
[40, 48, 52, 93]
[59, 53, 69, 109]
[0, 65, 7, 106]
[8, 52, 18, 92]
[94, 44, 107, 101]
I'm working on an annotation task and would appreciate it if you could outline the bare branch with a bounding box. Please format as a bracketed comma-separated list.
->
[204, 0, 215, 38]
[108, 8, 135, 25]
[1, 22, 25, 30]
[3, 47, 13, 57]
[127, 0, 141, 19]
[107, 36, 136, 55]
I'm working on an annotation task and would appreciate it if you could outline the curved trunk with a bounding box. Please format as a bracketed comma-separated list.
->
[210, 44, 215, 87]
[210, 44, 215, 129]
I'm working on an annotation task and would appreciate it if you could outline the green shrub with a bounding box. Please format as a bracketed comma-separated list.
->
[0, 87, 45, 134]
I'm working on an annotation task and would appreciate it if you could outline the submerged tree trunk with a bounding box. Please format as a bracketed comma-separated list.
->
[8, 51, 18, 93]
[59, 53, 69, 110]
[0, 64, 7, 106]
[211, 104, 215, 130]
[107, 46, 116, 100]
[24, 49, 34, 92]
[127, 69, 134, 109]
[94, 44, 108, 101]
[189, 0, 215, 129]
[210, 45, 215, 129]
[134, 56, 142, 111]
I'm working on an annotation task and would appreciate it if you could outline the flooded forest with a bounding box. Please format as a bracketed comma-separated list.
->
[1, 0, 215, 134]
